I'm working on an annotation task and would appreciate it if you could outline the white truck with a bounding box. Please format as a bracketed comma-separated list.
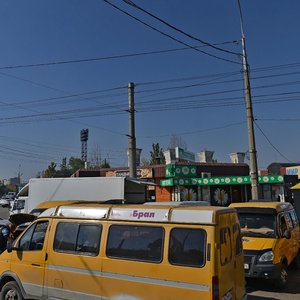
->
[12, 177, 154, 214]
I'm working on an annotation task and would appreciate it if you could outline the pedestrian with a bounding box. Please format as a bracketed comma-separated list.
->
[8, 223, 16, 242]
[0, 224, 10, 253]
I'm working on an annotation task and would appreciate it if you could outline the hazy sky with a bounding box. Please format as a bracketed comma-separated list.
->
[0, 0, 299, 181]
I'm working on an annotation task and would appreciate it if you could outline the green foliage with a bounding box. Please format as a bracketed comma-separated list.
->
[150, 143, 165, 165]
[68, 157, 85, 173]
[42, 157, 85, 178]
[100, 159, 110, 168]
[0, 185, 6, 196]
[44, 162, 58, 178]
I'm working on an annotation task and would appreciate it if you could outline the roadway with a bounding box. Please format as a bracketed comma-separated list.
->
[247, 269, 300, 300]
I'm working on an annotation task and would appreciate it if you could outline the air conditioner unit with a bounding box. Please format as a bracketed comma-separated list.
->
[201, 172, 211, 178]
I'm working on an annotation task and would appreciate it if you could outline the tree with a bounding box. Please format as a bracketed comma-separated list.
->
[150, 143, 166, 165]
[100, 159, 110, 168]
[59, 157, 71, 177]
[44, 162, 58, 178]
[68, 157, 85, 174]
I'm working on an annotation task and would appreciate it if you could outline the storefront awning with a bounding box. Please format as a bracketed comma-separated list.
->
[160, 175, 284, 187]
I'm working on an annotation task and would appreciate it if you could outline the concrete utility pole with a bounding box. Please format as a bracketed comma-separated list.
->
[238, 0, 259, 200]
[128, 82, 137, 178]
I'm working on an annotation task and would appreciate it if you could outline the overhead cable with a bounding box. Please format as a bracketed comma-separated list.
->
[0, 42, 237, 70]
[102, 0, 240, 65]
[122, 0, 241, 56]
[254, 121, 292, 163]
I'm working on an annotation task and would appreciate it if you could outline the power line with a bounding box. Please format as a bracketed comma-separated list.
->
[0, 43, 237, 70]
[136, 61, 300, 86]
[3, 83, 300, 124]
[122, 0, 241, 56]
[2, 68, 298, 111]
[137, 70, 241, 86]
[138, 121, 246, 138]
[256, 118, 300, 122]
[102, 0, 240, 65]
[254, 121, 292, 162]
[136, 70, 300, 96]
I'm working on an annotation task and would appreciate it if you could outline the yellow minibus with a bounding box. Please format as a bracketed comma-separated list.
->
[0, 203, 247, 300]
[230, 201, 300, 289]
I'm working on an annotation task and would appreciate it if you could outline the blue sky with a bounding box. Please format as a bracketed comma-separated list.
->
[0, 0, 300, 181]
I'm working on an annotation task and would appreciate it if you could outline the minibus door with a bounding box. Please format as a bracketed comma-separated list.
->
[45, 222, 103, 299]
[233, 222, 245, 300]
[219, 226, 235, 299]
[10, 220, 50, 298]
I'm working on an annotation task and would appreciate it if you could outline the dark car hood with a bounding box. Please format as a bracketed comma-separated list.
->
[9, 213, 37, 226]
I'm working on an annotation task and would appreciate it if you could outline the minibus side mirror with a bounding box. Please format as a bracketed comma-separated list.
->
[6, 240, 19, 253]
[283, 229, 291, 239]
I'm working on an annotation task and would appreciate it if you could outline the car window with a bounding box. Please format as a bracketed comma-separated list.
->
[106, 225, 164, 262]
[285, 212, 293, 229]
[239, 213, 276, 238]
[18, 221, 48, 251]
[220, 227, 232, 265]
[169, 227, 206, 267]
[291, 210, 299, 227]
[233, 223, 243, 256]
[279, 214, 288, 236]
[54, 222, 101, 256]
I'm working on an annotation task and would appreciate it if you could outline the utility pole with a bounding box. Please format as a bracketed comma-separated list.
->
[128, 82, 137, 178]
[237, 0, 259, 200]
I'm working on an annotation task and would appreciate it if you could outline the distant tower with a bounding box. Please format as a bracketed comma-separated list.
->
[80, 129, 89, 164]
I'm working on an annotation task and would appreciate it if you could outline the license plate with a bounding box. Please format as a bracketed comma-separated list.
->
[244, 263, 249, 270]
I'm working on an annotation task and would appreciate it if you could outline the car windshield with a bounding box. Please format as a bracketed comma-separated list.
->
[13, 199, 25, 210]
[239, 213, 276, 238]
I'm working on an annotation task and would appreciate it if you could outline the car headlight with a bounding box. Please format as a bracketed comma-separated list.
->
[259, 250, 274, 262]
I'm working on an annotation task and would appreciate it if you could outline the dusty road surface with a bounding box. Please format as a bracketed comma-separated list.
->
[246, 269, 300, 300]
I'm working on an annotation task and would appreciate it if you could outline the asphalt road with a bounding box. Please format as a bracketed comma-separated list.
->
[246, 269, 300, 300]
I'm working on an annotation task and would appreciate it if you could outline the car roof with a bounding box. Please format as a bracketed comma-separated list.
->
[38, 203, 237, 225]
[229, 201, 294, 212]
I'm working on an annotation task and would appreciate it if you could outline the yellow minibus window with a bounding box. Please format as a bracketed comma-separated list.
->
[54, 222, 102, 256]
[285, 212, 293, 229]
[291, 210, 299, 227]
[233, 223, 243, 256]
[220, 227, 232, 265]
[279, 214, 288, 236]
[239, 213, 276, 238]
[76, 224, 102, 253]
[169, 228, 206, 267]
[106, 225, 164, 262]
[18, 221, 48, 251]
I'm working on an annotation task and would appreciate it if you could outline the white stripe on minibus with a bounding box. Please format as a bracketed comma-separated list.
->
[48, 264, 210, 292]
[23, 283, 144, 300]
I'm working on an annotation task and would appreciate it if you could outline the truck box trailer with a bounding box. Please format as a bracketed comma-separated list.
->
[12, 177, 155, 214]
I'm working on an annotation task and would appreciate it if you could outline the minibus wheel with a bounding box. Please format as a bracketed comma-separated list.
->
[0, 281, 23, 300]
[274, 264, 288, 290]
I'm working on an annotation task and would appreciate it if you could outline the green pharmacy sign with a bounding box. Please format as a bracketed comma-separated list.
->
[160, 175, 284, 187]
[166, 165, 197, 178]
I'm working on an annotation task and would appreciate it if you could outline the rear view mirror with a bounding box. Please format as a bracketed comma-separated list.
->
[6, 240, 19, 253]
[7, 240, 13, 253]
